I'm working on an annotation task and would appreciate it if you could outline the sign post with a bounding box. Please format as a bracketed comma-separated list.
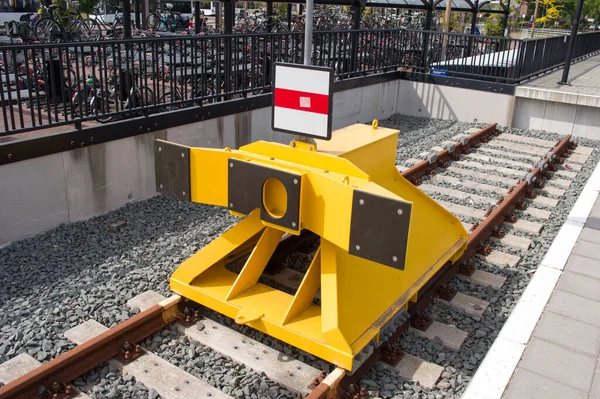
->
[271, 63, 334, 140]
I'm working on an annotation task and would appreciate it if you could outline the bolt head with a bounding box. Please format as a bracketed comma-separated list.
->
[229, 203, 233, 207]
[397, 209, 403, 215]
[355, 245, 360, 251]
[359, 199, 364, 205]
[181, 152, 185, 158]
[293, 178, 298, 185]
[292, 222, 297, 228]
[229, 162, 233, 167]
[392, 256, 398, 262]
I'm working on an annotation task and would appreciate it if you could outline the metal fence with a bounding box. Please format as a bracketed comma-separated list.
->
[1, 28, 599, 137]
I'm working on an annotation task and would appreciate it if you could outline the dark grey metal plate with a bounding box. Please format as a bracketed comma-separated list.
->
[154, 140, 190, 202]
[349, 190, 412, 270]
[228, 158, 301, 231]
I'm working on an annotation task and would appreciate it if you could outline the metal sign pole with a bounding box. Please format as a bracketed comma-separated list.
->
[303, 0, 314, 65]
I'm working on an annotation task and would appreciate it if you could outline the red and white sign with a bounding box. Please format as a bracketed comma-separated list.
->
[272, 63, 334, 140]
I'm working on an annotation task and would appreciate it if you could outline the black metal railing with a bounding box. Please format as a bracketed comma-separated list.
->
[0, 29, 599, 137]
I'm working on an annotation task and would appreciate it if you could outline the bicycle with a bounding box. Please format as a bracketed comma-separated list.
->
[146, 3, 185, 32]
[35, 6, 99, 43]
[90, 5, 125, 39]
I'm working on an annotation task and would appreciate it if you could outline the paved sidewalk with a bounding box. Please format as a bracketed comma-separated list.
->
[503, 195, 600, 399]
[524, 54, 600, 95]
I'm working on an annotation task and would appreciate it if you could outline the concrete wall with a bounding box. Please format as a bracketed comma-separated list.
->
[512, 86, 600, 138]
[512, 97, 600, 138]
[0, 78, 516, 246]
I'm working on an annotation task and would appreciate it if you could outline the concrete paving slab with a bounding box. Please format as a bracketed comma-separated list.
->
[410, 322, 468, 351]
[574, 227, 600, 245]
[585, 216, 600, 230]
[491, 234, 532, 250]
[591, 359, 600, 399]
[387, 353, 443, 389]
[437, 200, 486, 219]
[532, 311, 600, 357]
[511, 219, 544, 235]
[573, 240, 600, 262]
[66, 320, 230, 399]
[555, 271, 600, 302]
[503, 368, 587, 399]
[565, 254, 600, 279]
[458, 269, 506, 289]
[446, 166, 516, 186]
[126, 291, 167, 312]
[519, 337, 597, 391]
[439, 292, 489, 317]
[547, 290, 600, 328]
[180, 319, 319, 395]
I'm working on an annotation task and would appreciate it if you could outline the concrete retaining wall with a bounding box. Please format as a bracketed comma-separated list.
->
[0, 79, 515, 246]
[512, 97, 600, 139]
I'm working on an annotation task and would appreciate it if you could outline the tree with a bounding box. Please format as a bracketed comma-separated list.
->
[483, 14, 504, 36]
[563, 0, 600, 28]
[536, 0, 560, 25]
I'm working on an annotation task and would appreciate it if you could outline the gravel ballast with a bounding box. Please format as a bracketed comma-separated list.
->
[0, 114, 598, 398]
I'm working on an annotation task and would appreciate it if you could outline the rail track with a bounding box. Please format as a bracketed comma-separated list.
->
[0, 123, 592, 399]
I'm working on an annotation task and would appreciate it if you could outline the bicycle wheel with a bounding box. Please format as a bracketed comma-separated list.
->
[146, 13, 160, 30]
[76, 18, 100, 41]
[35, 18, 61, 43]
[112, 20, 124, 39]
[92, 89, 115, 123]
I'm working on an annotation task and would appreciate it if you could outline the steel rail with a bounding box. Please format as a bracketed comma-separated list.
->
[0, 297, 181, 399]
[308, 133, 575, 399]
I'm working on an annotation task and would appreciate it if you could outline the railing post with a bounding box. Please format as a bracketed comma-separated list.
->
[287, 3, 292, 31]
[266, 0, 273, 32]
[194, 0, 201, 34]
[134, 0, 141, 29]
[123, 0, 132, 39]
[501, 0, 511, 37]
[350, 4, 361, 74]
[421, 1, 433, 70]
[467, 0, 479, 56]
[224, 0, 234, 96]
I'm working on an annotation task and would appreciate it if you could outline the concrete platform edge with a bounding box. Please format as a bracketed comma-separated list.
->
[462, 158, 600, 399]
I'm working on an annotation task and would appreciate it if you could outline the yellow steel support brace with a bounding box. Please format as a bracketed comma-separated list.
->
[158, 124, 468, 371]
